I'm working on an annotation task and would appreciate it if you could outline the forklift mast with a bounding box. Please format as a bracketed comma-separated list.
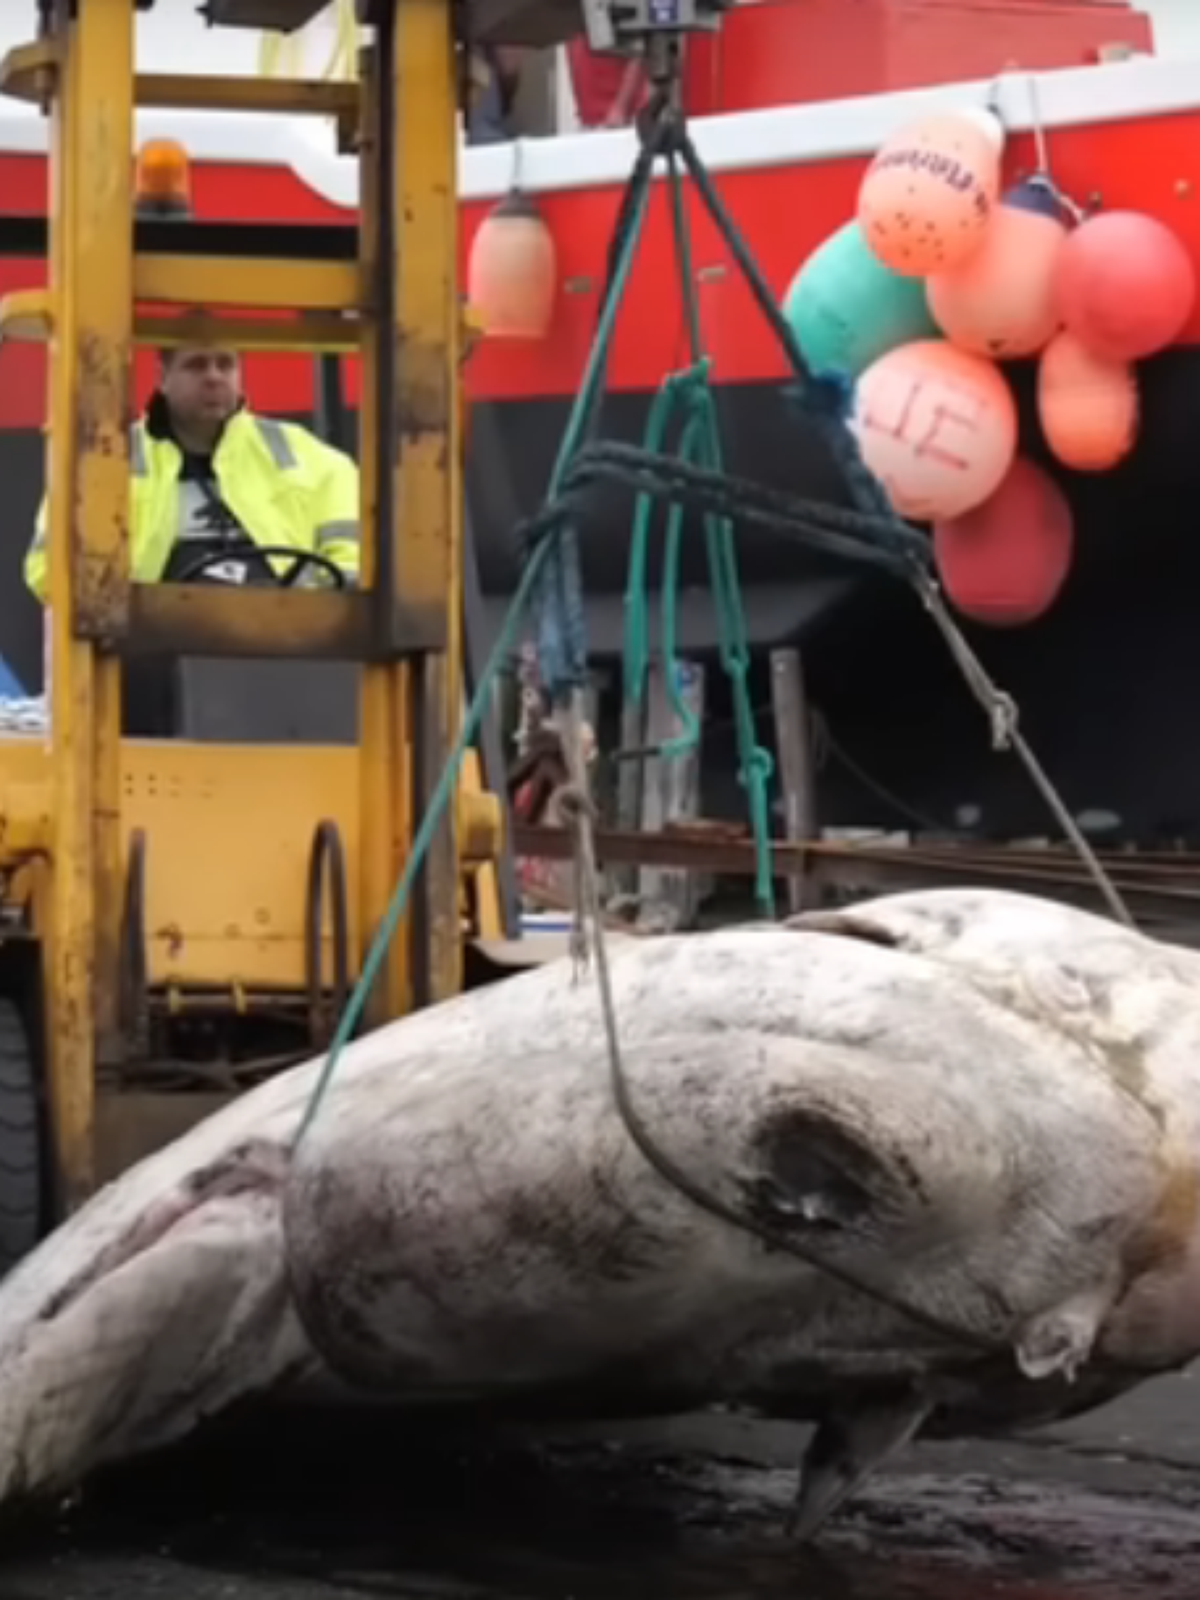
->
[0, 0, 505, 1215]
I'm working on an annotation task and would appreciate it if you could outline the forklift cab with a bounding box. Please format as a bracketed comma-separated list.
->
[116, 141, 363, 748]
[92, 446, 364, 741]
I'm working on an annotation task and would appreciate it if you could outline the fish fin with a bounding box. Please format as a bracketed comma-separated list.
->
[782, 909, 903, 950]
[1014, 1285, 1112, 1382]
[786, 1390, 931, 1542]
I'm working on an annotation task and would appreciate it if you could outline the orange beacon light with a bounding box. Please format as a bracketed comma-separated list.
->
[134, 138, 193, 219]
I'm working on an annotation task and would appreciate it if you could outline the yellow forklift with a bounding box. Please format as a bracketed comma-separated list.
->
[0, 0, 580, 1276]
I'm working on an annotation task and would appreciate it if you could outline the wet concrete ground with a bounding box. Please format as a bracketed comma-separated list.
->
[3, 1368, 1199, 1600]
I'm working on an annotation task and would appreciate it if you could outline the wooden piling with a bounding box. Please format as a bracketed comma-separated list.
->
[770, 647, 818, 914]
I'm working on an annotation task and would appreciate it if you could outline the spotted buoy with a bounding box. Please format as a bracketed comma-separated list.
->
[857, 108, 1003, 277]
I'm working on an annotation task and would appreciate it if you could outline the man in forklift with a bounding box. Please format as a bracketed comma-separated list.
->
[24, 341, 360, 601]
[22, 338, 362, 732]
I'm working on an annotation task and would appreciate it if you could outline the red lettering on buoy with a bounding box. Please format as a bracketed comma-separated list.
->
[860, 376, 980, 471]
[860, 375, 921, 441]
[913, 390, 983, 470]
[854, 341, 1018, 520]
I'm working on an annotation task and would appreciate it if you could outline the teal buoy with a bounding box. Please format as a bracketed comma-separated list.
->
[783, 220, 940, 382]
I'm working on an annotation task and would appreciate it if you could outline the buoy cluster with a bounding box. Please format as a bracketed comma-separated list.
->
[782, 105, 1197, 626]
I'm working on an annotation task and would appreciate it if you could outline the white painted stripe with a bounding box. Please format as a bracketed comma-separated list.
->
[0, 58, 1194, 209]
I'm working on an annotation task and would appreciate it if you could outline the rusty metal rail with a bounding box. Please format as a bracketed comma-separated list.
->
[511, 823, 1200, 930]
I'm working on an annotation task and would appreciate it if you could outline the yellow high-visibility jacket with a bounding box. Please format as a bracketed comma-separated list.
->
[24, 408, 360, 603]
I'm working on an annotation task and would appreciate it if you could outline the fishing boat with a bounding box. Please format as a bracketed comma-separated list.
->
[1, 7, 1199, 888]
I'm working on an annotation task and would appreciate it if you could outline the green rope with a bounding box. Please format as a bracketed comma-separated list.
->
[657, 408, 703, 760]
[622, 370, 695, 731]
[695, 379, 776, 917]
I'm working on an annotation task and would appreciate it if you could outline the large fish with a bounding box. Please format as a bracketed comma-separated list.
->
[0, 888, 1196, 1539]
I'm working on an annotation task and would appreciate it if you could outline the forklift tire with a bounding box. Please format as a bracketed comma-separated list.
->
[0, 998, 40, 1278]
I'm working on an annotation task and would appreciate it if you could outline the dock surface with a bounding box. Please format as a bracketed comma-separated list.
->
[5, 1368, 1198, 1599]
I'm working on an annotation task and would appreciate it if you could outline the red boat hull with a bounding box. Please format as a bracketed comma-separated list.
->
[0, 59, 1199, 417]
[1, 63, 1200, 858]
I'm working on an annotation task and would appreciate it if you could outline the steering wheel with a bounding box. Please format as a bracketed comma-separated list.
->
[172, 545, 348, 590]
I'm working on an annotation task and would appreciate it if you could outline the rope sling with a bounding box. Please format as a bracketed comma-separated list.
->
[291, 43, 1137, 1360]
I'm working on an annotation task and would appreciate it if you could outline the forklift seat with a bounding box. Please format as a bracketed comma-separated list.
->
[122, 654, 360, 744]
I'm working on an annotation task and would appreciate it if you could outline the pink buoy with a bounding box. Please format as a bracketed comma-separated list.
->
[1037, 329, 1139, 472]
[1054, 210, 1196, 361]
[467, 188, 558, 339]
[934, 456, 1073, 626]
[852, 339, 1018, 520]
[857, 109, 1003, 278]
[926, 178, 1069, 359]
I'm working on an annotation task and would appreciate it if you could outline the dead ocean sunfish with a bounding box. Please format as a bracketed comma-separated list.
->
[0, 886, 1196, 1540]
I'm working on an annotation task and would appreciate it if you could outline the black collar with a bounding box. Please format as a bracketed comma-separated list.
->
[144, 390, 246, 446]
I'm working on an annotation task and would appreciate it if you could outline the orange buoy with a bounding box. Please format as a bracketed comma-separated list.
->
[852, 339, 1018, 520]
[467, 188, 557, 340]
[934, 455, 1073, 626]
[857, 108, 1003, 278]
[1054, 209, 1196, 361]
[926, 178, 1069, 359]
[1037, 329, 1139, 472]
